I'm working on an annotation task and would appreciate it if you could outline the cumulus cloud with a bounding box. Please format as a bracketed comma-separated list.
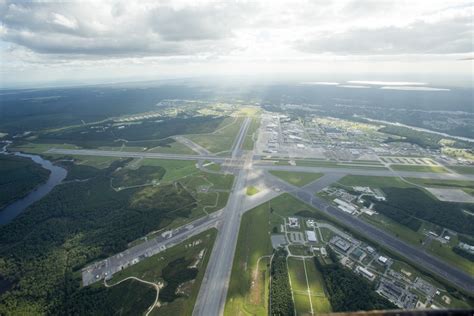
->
[0, 0, 472, 86]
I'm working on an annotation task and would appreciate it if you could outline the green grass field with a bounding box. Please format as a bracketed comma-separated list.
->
[140, 159, 198, 182]
[186, 117, 244, 153]
[146, 141, 196, 155]
[427, 239, 474, 277]
[225, 201, 273, 316]
[269, 171, 323, 187]
[304, 258, 332, 313]
[246, 186, 260, 196]
[242, 117, 260, 151]
[291, 160, 388, 170]
[109, 229, 217, 316]
[391, 165, 450, 173]
[337, 175, 412, 188]
[450, 166, 474, 175]
[288, 258, 312, 315]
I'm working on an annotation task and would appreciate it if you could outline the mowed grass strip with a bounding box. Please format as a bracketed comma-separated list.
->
[304, 258, 332, 314]
[186, 117, 244, 153]
[288, 258, 312, 315]
[225, 202, 273, 316]
[269, 171, 323, 187]
[390, 164, 450, 173]
[246, 186, 260, 196]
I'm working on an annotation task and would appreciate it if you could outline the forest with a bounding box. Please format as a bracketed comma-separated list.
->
[371, 187, 474, 235]
[453, 247, 474, 262]
[314, 248, 396, 312]
[0, 159, 197, 314]
[269, 248, 294, 316]
[0, 155, 50, 210]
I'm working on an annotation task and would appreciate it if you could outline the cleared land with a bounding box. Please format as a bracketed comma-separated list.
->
[391, 165, 450, 173]
[242, 117, 260, 151]
[225, 200, 273, 316]
[451, 166, 474, 175]
[87, 229, 216, 315]
[269, 171, 323, 187]
[187, 117, 244, 153]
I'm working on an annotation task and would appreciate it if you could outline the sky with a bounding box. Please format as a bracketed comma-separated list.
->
[0, 0, 473, 88]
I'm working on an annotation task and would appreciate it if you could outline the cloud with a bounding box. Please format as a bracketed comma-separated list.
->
[0, 1, 244, 57]
[297, 15, 473, 55]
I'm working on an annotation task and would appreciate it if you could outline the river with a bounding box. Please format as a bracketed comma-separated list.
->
[0, 145, 68, 225]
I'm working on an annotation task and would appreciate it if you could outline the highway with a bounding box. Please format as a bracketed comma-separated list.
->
[264, 172, 474, 293]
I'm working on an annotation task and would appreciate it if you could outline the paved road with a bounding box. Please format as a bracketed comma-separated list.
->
[65, 118, 474, 306]
[231, 117, 251, 158]
[46, 148, 226, 163]
[257, 164, 474, 181]
[193, 116, 252, 316]
[264, 173, 474, 293]
[82, 211, 222, 286]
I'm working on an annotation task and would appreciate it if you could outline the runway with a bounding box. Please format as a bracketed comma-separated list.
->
[264, 172, 474, 293]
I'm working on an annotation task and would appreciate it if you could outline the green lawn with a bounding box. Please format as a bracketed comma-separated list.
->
[146, 140, 196, 155]
[450, 166, 474, 175]
[110, 229, 217, 316]
[427, 239, 474, 277]
[140, 159, 198, 182]
[337, 175, 411, 188]
[246, 186, 260, 196]
[186, 117, 244, 153]
[360, 214, 424, 246]
[242, 117, 260, 151]
[287, 257, 332, 315]
[225, 200, 273, 316]
[391, 165, 450, 173]
[269, 171, 323, 187]
[294, 160, 388, 170]
[304, 258, 332, 313]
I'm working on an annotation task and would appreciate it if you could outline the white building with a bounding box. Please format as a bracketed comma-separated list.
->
[306, 231, 317, 242]
[378, 256, 388, 264]
[288, 217, 300, 228]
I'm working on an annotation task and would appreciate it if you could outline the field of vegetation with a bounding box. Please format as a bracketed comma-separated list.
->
[269, 170, 323, 187]
[65, 229, 217, 315]
[36, 115, 225, 149]
[186, 117, 244, 153]
[0, 155, 50, 209]
[315, 248, 396, 312]
[0, 156, 223, 314]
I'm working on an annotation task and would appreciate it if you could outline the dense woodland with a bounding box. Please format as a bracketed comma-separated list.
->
[0, 155, 50, 210]
[0, 159, 197, 314]
[269, 248, 294, 316]
[371, 187, 474, 235]
[380, 125, 472, 149]
[315, 248, 397, 312]
[453, 247, 474, 262]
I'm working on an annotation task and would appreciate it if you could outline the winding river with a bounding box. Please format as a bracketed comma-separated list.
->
[0, 145, 68, 225]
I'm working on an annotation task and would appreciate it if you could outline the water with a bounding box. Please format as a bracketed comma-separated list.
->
[0, 147, 68, 225]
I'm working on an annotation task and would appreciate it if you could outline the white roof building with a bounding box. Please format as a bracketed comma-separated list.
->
[378, 256, 388, 264]
[306, 231, 317, 242]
